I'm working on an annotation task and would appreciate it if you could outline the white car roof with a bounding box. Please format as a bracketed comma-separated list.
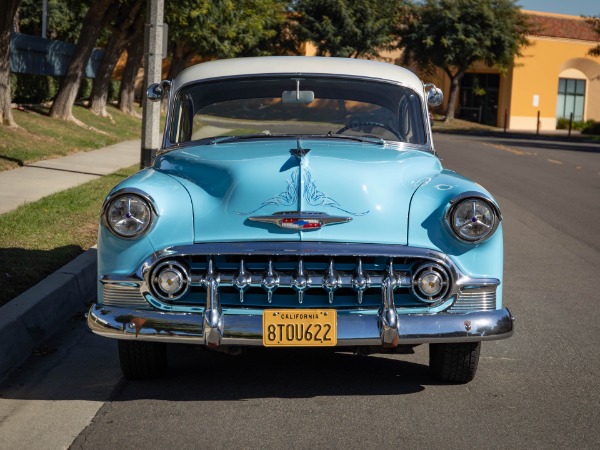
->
[172, 56, 424, 94]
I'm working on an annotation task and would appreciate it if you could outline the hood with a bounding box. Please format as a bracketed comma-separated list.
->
[154, 139, 442, 245]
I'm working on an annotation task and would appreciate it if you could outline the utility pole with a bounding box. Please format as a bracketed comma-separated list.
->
[42, 0, 47, 38]
[140, 0, 165, 168]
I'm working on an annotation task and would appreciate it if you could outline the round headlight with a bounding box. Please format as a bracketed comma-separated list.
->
[106, 193, 152, 238]
[450, 197, 498, 243]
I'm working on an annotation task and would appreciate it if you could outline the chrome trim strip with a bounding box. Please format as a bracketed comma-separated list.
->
[88, 304, 514, 345]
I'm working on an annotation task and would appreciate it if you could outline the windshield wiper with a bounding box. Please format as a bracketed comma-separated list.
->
[319, 133, 385, 145]
[210, 132, 272, 145]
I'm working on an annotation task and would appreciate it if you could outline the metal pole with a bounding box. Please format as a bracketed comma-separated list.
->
[504, 109, 507, 133]
[568, 112, 573, 137]
[42, 0, 47, 38]
[536, 111, 540, 136]
[140, 0, 165, 169]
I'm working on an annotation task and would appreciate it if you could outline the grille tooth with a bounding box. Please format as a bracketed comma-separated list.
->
[261, 259, 279, 303]
[352, 258, 370, 304]
[322, 259, 341, 304]
[291, 259, 310, 304]
[232, 258, 251, 303]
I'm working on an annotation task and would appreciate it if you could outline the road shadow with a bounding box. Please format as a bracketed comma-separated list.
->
[111, 345, 438, 401]
[0, 322, 448, 403]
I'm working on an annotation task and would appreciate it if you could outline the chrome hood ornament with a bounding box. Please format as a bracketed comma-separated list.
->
[249, 211, 352, 231]
[290, 138, 311, 159]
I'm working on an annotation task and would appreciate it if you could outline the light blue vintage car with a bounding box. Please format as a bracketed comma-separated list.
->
[87, 56, 513, 383]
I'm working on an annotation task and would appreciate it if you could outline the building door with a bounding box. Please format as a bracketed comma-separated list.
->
[458, 73, 500, 126]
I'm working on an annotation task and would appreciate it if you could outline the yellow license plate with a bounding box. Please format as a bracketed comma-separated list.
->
[263, 309, 337, 347]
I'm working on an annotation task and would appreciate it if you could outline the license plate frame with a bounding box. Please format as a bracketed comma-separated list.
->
[263, 309, 337, 347]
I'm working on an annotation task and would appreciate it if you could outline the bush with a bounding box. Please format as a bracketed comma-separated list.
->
[556, 117, 585, 130]
[581, 120, 600, 135]
[77, 78, 93, 101]
[10, 73, 60, 104]
[108, 79, 121, 103]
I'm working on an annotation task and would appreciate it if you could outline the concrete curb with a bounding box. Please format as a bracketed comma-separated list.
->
[0, 247, 97, 381]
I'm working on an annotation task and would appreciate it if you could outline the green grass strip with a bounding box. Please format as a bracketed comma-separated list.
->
[0, 165, 138, 306]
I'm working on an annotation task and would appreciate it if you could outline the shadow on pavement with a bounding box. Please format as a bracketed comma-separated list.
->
[112, 345, 434, 401]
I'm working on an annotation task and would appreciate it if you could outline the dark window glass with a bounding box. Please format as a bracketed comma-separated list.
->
[556, 78, 585, 122]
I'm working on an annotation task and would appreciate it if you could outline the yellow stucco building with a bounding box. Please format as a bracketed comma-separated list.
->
[431, 11, 600, 130]
[306, 10, 599, 131]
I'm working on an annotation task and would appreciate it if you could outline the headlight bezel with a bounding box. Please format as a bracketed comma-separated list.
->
[102, 188, 158, 239]
[445, 192, 501, 244]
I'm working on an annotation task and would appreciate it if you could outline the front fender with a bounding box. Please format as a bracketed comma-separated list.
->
[408, 170, 503, 306]
[98, 168, 194, 282]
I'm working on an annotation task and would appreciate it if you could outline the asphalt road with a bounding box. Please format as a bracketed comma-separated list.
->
[0, 133, 599, 449]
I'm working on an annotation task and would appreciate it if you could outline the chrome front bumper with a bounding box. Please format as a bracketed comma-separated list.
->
[87, 304, 514, 347]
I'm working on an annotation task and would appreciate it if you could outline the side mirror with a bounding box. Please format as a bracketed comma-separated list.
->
[425, 84, 444, 107]
[146, 80, 172, 102]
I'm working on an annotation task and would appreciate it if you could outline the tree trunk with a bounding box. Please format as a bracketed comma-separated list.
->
[444, 69, 466, 122]
[118, 22, 144, 116]
[89, 31, 128, 117]
[166, 41, 194, 80]
[49, 0, 115, 122]
[0, 0, 22, 127]
[90, 0, 143, 118]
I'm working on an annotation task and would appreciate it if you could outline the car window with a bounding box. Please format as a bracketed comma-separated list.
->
[170, 76, 426, 146]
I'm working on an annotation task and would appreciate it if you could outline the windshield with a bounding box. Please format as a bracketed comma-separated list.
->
[168, 76, 427, 146]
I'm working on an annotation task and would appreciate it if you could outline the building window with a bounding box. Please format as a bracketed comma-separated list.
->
[556, 78, 585, 122]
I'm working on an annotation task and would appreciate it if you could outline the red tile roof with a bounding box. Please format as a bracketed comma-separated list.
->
[524, 12, 598, 42]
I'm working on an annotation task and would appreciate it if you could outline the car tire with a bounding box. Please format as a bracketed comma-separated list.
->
[429, 342, 480, 383]
[118, 340, 168, 380]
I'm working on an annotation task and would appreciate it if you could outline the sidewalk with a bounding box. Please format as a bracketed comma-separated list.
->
[0, 139, 141, 214]
[0, 140, 141, 380]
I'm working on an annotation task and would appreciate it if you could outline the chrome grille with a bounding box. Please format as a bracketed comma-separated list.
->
[450, 285, 497, 312]
[102, 283, 149, 309]
[148, 254, 447, 309]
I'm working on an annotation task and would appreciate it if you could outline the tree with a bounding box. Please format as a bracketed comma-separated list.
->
[165, 0, 290, 80]
[585, 15, 600, 57]
[399, 0, 530, 121]
[118, 13, 145, 116]
[89, 0, 143, 118]
[49, 0, 116, 122]
[293, 0, 406, 58]
[0, 0, 22, 127]
[17, 0, 88, 42]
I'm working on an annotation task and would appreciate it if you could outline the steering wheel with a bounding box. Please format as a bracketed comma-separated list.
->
[336, 121, 403, 140]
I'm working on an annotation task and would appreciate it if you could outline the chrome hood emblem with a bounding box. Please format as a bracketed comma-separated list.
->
[249, 211, 352, 231]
